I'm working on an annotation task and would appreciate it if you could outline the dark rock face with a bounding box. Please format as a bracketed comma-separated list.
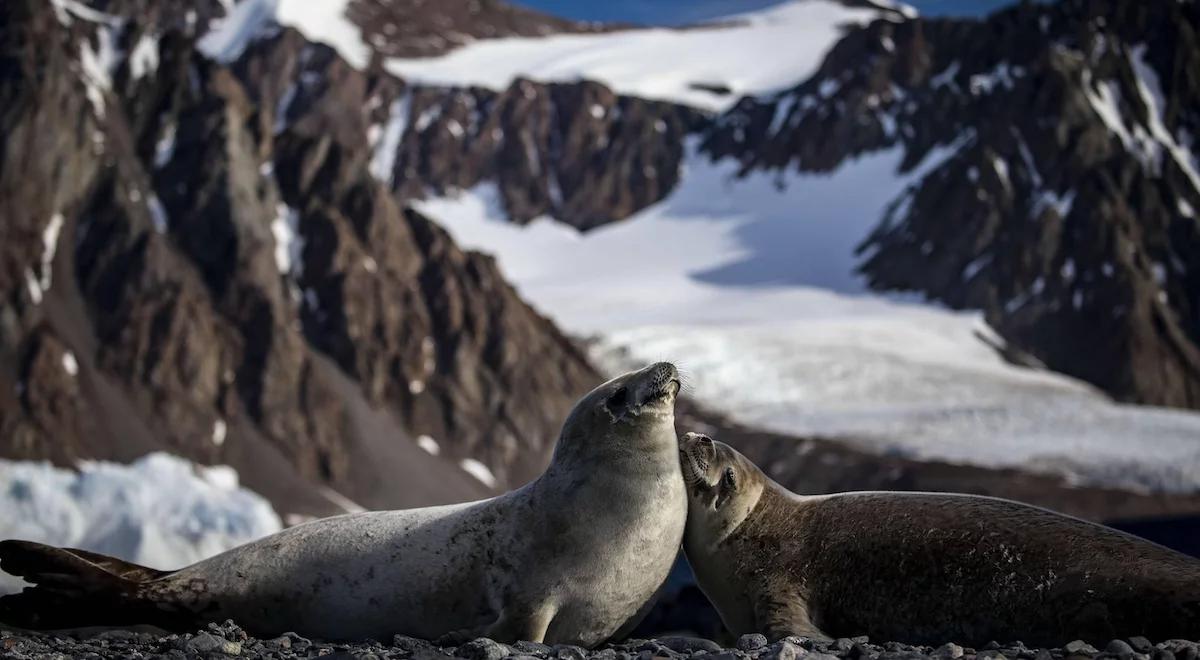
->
[347, 0, 618, 59]
[0, 0, 598, 515]
[377, 79, 705, 230]
[703, 0, 1200, 409]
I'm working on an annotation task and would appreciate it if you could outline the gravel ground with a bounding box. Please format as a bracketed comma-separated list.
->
[2, 621, 1198, 660]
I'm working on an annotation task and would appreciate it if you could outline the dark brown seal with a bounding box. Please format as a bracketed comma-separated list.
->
[679, 432, 1200, 647]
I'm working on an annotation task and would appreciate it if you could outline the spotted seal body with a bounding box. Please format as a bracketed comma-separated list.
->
[678, 433, 1200, 647]
[0, 364, 687, 645]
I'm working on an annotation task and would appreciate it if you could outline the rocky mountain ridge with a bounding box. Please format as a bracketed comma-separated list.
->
[0, 0, 598, 517]
[284, 0, 1200, 412]
[705, 0, 1200, 410]
[353, 0, 1200, 412]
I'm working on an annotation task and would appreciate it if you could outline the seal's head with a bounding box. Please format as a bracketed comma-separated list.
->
[679, 433, 766, 543]
[555, 362, 682, 461]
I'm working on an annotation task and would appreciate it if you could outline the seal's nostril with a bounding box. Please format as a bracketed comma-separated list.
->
[649, 361, 678, 382]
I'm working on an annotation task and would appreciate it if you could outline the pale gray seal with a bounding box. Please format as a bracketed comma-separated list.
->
[0, 363, 687, 645]
[678, 432, 1200, 646]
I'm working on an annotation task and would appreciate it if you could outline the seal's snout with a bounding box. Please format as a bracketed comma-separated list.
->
[641, 361, 681, 403]
[601, 363, 680, 421]
[649, 361, 678, 381]
[679, 432, 715, 489]
[680, 432, 715, 464]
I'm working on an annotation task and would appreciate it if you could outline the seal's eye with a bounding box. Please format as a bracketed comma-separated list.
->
[714, 466, 738, 510]
[721, 467, 737, 492]
[607, 387, 629, 410]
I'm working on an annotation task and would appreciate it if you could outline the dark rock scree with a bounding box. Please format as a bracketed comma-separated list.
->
[2, 621, 1198, 660]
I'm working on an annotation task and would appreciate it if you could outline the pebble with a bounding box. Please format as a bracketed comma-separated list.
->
[1129, 640, 1155, 654]
[848, 642, 872, 659]
[184, 631, 243, 655]
[658, 637, 724, 654]
[557, 644, 590, 660]
[737, 634, 769, 652]
[762, 640, 802, 660]
[932, 643, 964, 659]
[394, 634, 439, 653]
[1106, 640, 1136, 656]
[515, 640, 555, 655]
[92, 630, 138, 641]
[283, 631, 314, 649]
[458, 637, 512, 660]
[1065, 641, 1100, 656]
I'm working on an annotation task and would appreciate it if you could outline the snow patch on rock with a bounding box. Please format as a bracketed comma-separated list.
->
[459, 458, 496, 488]
[369, 93, 412, 185]
[416, 435, 440, 456]
[271, 203, 302, 275]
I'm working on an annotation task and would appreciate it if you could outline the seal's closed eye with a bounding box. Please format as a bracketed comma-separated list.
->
[715, 466, 738, 510]
[722, 467, 737, 491]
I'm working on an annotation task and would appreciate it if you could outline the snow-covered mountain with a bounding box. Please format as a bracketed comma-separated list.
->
[388, 0, 1200, 489]
[706, 0, 1200, 411]
[374, 0, 1200, 414]
[417, 144, 1200, 493]
[1, 0, 600, 522]
[2, 0, 1200, 546]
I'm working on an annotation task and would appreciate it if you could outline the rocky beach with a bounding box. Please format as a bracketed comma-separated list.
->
[3, 621, 1198, 660]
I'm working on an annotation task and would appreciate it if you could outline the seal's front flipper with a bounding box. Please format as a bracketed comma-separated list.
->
[0, 540, 167, 630]
[755, 596, 831, 643]
[485, 602, 557, 644]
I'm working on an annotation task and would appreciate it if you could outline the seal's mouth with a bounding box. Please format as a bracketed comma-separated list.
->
[604, 363, 680, 421]
[646, 378, 682, 404]
[680, 448, 706, 488]
[679, 433, 715, 492]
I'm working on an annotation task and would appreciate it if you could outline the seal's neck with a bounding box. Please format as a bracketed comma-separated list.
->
[684, 477, 765, 552]
[547, 416, 678, 474]
[537, 424, 677, 520]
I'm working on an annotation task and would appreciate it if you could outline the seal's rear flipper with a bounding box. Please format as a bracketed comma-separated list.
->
[0, 540, 170, 630]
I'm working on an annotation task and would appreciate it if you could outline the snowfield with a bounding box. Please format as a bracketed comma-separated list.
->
[0, 453, 281, 594]
[200, 0, 901, 112]
[416, 143, 1200, 494]
[383, 1, 892, 112]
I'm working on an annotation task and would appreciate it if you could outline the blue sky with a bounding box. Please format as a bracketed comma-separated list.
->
[512, 0, 1019, 25]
